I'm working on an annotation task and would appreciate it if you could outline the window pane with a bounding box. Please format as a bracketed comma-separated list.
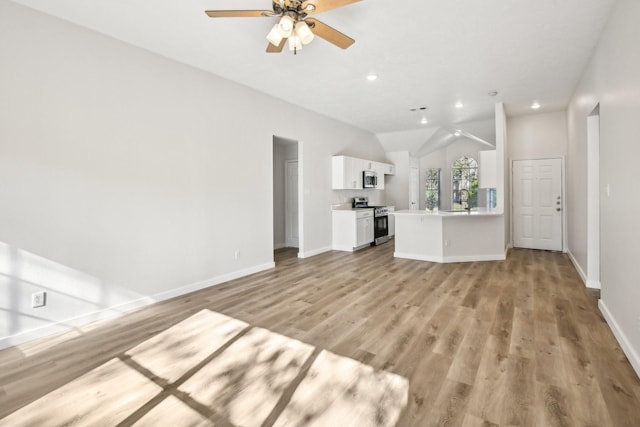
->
[451, 156, 478, 210]
[425, 168, 440, 210]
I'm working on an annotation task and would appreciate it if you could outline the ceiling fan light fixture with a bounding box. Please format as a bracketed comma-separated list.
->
[295, 21, 315, 45]
[267, 23, 284, 46]
[277, 15, 294, 37]
[288, 34, 303, 51]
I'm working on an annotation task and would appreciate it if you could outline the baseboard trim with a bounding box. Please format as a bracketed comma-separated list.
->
[0, 262, 275, 351]
[567, 250, 588, 285]
[273, 242, 286, 250]
[394, 252, 505, 263]
[299, 246, 332, 258]
[599, 299, 640, 379]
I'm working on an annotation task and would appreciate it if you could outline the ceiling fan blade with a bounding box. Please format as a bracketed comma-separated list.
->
[302, 0, 362, 14]
[306, 18, 355, 49]
[266, 39, 286, 53]
[205, 10, 273, 18]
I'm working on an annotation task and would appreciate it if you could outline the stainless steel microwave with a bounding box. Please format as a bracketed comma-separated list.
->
[363, 170, 377, 188]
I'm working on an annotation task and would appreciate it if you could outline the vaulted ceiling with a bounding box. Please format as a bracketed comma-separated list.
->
[12, 0, 616, 148]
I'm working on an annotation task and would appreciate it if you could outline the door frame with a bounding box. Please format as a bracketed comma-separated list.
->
[510, 156, 566, 252]
[284, 159, 299, 248]
[587, 105, 601, 288]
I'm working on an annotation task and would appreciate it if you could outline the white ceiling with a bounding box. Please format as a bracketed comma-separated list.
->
[12, 0, 615, 144]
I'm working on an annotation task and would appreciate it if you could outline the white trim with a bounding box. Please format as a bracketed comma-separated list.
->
[586, 279, 602, 290]
[285, 159, 299, 249]
[567, 250, 587, 283]
[0, 262, 275, 350]
[298, 246, 332, 258]
[567, 249, 601, 289]
[599, 300, 640, 379]
[587, 108, 601, 288]
[332, 245, 355, 253]
[394, 251, 506, 263]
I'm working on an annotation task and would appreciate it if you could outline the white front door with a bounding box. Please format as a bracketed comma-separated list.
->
[512, 159, 563, 251]
[285, 160, 299, 248]
[410, 167, 419, 210]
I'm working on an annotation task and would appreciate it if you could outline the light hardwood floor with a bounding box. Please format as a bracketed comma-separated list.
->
[1, 244, 639, 426]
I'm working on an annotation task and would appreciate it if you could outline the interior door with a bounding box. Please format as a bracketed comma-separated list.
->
[285, 160, 299, 248]
[512, 159, 563, 251]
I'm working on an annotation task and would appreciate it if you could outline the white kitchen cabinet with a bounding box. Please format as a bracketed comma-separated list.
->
[356, 211, 374, 247]
[379, 162, 395, 175]
[373, 161, 395, 190]
[332, 209, 373, 251]
[332, 156, 395, 190]
[332, 156, 362, 190]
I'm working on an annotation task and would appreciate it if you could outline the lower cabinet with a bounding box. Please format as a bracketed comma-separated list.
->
[356, 211, 374, 247]
[332, 209, 374, 251]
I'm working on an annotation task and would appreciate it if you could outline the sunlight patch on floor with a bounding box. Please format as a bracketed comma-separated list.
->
[274, 350, 409, 427]
[0, 358, 162, 426]
[125, 309, 249, 383]
[0, 309, 409, 426]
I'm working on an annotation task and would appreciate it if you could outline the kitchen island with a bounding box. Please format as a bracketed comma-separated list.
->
[392, 209, 505, 263]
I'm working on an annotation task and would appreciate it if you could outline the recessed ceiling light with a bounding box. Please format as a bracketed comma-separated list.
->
[488, 90, 498, 97]
[454, 131, 461, 136]
[410, 106, 428, 112]
[367, 74, 378, 81]
[420, 117, 428, 124]
[455, 101, 464, 108]
[531, 101, 541, 109]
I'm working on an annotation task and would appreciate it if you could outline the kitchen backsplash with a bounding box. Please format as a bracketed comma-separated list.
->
[330, 189, 386, 206]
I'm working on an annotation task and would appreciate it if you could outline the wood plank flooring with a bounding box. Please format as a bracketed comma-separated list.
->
[1, 244, 639, 426]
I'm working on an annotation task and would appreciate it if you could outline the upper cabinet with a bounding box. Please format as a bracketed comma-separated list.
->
[332, 156, 362, 190]
[332, 156, 395, 190]
[479, 150, 497, 188]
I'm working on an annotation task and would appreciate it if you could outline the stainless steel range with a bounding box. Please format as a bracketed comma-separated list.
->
[353, 197, 389, 245]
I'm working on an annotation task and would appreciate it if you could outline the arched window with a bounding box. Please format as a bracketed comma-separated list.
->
[452, 156, 478, 210]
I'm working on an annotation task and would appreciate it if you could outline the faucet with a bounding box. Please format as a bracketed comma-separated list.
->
[459, 189, 471, 213]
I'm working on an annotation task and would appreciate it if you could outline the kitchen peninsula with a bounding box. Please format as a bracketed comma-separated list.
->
[392, 209, 505, 263]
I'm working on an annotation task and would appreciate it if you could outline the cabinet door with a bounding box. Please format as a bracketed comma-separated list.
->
[357, 218, 374, 246]
[332, 156, 361, 189]
[348, 157, 363, 189]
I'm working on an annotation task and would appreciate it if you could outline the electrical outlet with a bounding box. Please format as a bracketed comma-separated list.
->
[32, 291, 46, 308]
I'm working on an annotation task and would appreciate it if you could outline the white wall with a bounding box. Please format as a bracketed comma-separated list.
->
[0, 2, 386, 348]
[507, 111, 568, 160]
[566, 0, 640, 376]
[384, 151, 412, 209]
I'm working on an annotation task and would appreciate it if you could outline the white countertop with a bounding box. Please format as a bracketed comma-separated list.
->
[332, 205, 396, 211]
[392, 208, 503, 217]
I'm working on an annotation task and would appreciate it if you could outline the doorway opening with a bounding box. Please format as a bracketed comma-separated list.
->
[273, 136, 301, 263]
[587, 104, 601, 289]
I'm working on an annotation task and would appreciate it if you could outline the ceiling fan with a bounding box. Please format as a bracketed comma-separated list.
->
[205, 0, 361, 54]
